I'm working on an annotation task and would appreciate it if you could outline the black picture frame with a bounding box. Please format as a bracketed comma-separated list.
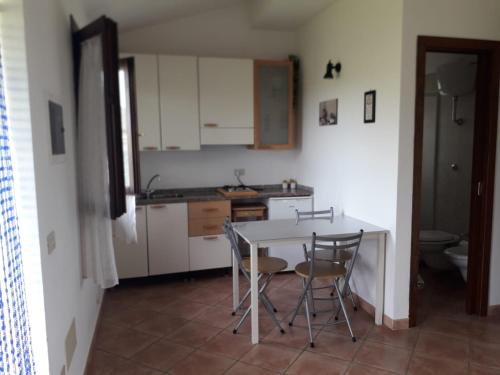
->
[364, 90, 376, 123]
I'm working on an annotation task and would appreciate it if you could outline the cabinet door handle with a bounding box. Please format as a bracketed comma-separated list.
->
[149, 204, 166, 209]
[143, 146, 158, 151]
[202, 208, 219, 212]
[138, 132, 144, 137]
[166, 146, 180, 150]
[203, 236, 218, 240]
[135, 206, 143, 211]
[204, 123, 218, 128]
[203, 225, 219, 230]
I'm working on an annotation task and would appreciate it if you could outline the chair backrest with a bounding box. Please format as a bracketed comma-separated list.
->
[296, 207, 334, 223]
[308, 230, 364, 279]
[223, 217, 244, 269]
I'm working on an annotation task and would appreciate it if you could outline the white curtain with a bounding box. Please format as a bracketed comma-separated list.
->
[77, 36, 118, 289]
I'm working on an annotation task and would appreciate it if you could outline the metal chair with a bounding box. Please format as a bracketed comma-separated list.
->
[297, 208, 359, 313]
[289, 230, 364, 347]
[223, 218, 287, 334]
[296, 207, 334, 223]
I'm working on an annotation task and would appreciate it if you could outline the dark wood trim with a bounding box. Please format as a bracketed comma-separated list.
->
[73, 16, 126, 219]
[409, 36, 500, 326]
[119, 57, 141, 194]
[252, 60, 295, 150]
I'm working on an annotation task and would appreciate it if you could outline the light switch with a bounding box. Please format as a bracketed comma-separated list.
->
[47, 230, 56, 254]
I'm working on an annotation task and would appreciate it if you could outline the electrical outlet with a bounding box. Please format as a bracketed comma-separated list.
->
[234, 168, 245, 177]
[47, 230, 56, 254]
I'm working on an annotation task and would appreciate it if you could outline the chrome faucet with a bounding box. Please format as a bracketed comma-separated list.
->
[145, 174, 161, 199]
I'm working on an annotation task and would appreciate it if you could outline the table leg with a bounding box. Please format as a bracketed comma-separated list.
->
[250, 242, 259, 344]
[375, 233, 386, 325]
[232, 252, 239, 312]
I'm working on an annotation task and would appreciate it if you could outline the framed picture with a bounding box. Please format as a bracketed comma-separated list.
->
[319, 98, 338, 126]
[364, 90, 376, 123]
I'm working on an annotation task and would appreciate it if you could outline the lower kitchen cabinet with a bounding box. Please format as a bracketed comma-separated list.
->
[147, 202, 189, 275]
[113, 205, 149, 279]
[189, 235, 231, 271]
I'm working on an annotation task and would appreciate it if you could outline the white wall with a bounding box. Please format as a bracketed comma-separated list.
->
[296, 0, 403, 318]
[120, 3, 299, 189]
[397, 0, 500, 313]
[17, 0, 104, 373]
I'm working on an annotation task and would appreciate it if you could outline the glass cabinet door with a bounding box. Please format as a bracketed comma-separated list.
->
[254, 61, 295, 149]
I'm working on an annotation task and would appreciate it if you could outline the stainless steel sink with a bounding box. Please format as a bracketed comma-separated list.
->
[137, 192, 184, 200]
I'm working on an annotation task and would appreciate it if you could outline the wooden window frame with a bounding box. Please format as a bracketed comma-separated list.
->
[72, 16, 126, 219]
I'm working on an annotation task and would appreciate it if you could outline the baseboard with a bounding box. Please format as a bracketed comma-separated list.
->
[353, 292, 409, 330]
[488, 304, 500, 316]
[83, 290, 105, 375]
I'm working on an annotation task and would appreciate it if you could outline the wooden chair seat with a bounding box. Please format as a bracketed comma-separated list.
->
[295, 261, 347, 279]
[242, 256, 288, 274]
[307, 249, 352, 262]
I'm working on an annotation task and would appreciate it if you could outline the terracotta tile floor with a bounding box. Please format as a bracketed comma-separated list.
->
[88, 272, 500, 374]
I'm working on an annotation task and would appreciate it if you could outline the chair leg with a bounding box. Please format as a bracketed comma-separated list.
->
[334, 278, 356, 342]
[288, 278, 311, 326]
[233, 305, 252, 334]
[308, 281, 317, 317]
[260, 293, 285, 333]
[233, 287, 251, 315]
[303, 280, 315, 347]
[347, 284, 358, 311]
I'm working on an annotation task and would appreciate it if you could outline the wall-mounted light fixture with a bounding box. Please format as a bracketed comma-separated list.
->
[324, 60, 342, 79]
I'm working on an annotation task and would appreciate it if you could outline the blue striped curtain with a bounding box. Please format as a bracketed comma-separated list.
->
[0, 51, 36, 374]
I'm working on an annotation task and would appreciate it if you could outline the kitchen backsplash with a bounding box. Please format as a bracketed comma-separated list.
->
[140, 146, 299, 189]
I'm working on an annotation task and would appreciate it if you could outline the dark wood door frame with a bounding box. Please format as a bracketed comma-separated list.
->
[409, 36, 500, 327]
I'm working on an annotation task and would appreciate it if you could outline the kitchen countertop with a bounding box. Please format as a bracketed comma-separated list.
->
[135, 184, 313, 206]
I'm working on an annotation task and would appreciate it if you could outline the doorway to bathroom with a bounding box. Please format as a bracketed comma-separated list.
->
[409, 36, 500, 327]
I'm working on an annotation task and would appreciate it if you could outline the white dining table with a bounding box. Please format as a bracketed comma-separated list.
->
[232, 215, 388, 344]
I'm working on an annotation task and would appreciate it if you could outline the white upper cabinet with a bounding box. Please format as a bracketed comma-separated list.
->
[199, 57, 254, 145]
[130, 54, 162, 151]
[158, 55, 200, 151]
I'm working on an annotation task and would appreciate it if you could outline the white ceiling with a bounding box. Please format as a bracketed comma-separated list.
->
[82, 0, 243, 31]
[81, 0, 335, 31]
[250, 0, 335, 30]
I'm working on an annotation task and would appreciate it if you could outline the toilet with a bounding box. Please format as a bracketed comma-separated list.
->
[445, 240, 468, 282]
[419, 230, 460, 270]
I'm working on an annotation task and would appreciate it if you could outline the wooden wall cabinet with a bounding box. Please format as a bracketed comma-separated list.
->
[253, 60, 295, 149]
[158, 55, 200, 151]
[112, 205, 149, 278]
[147, 203, 189, 275]
[199, 57, 254, 145]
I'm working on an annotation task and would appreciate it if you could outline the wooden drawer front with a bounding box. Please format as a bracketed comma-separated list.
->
[188, 200, 230, 219]
[189, 235, 231, 271]
[189, 217, 226, 236]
